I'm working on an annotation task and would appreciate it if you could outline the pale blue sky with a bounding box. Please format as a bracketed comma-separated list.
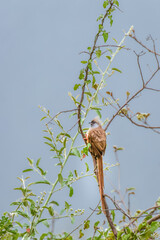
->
[0, 0, 160, 237]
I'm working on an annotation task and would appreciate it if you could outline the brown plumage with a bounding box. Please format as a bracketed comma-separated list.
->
[87, 117, 106, 213]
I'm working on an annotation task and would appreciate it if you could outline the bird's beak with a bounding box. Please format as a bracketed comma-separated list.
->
[89, 122, 91, 124]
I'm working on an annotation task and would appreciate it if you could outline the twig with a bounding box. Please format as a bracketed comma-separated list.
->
[64, 201, 100, 239]
[104, 194, 131, 220]
[47, 109, 77, 125]
[129, 33, 160, 57]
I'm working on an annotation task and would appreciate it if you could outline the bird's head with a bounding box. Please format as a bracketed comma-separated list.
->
[89, 117, 101, 128]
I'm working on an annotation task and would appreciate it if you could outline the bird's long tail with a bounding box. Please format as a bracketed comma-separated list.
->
[97, 155, 105, 213]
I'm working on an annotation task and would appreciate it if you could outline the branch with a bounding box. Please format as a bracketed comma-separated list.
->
[129, 32, 160, 57]
[77, 1, 114, 141]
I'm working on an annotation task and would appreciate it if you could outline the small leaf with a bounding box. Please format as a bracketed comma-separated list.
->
[85, 162, 89, 172]
[106, 55, 111, 60]
[65, 201, 71, 211]
[74, 170, 78, 178]
[29, 180, 50, 185]
[103, 31, 109, 43]
[48, 206, 54, 216]
[74, 84, 81, 91]
[79, 229, 84, 239]
[69, 186, 74, 197]
[40, 116, 47, 121]
[94, 221, 100, 230]
[96, 109, 102, 119]
[126, 187, 136, 192]
[96, 49, 101, 58]
[43, 136, 52, 142]
[36, 158, 41, 168]
[71, 148, 81, 158]
[79, 69, 85, 80]
[42, 220, 50, 228]
[40, 233, 48, 240]
[81, 61, 87, 64]
[58, 173, 64, 186]
[84, 92, 92, 97]
[84, 220, 90, 230]
[70, 214, 75, 224]
[103, 0, 108, 8]
[17, 211, 30, 220]
[112, 67, 122, 73]
[50, 200, 59, 206]
[23, 169, 33, 173]
[94, 94, 99, 104]
[44, 142, 55, 150]
[27, 157, 33, 165]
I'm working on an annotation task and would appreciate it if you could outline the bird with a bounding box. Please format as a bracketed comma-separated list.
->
[86, 117, 106, 213]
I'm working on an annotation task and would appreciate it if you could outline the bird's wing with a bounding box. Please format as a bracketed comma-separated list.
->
[88, 127, 106, 155]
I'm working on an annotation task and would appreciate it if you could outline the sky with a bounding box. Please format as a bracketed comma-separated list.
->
[0, 0, 160, 238]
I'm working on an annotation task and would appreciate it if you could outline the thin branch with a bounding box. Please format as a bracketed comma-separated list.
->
[47, 109, 77, 125]
[129, 33, 160, 57]
[104, 194, 131, 220]
[147, 214, 160, 224]
[78, 1, 115, 142]
[96, 44, 130, 50]
[64, 201, 100, 239]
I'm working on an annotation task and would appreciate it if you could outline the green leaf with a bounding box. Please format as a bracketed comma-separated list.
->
[106, 55, 111, 60]
[96, 109, 102, 119]
[113, 0, 119, 6]
[71, 148, 81, 158]
[70, 214, 75, 224]
[81, 61, 87, 64]
[23, 169, 33, 173]
[84, 220, 90, 230]
[65, 201, 71, 211]
[58, 173, 64, 186]
[150, 221, 160, 233]
[40, 116, 47, 121]
[108, 15, 113, 26]
[36, 158, 41, 168]
[94, 221, 100, 229]
[103, 0, 109, 8]
[96, 49, 101, 58]
[126, 187, 136, 192]
[111, 210, 115, 222]
[112, 67, 122, 73]
[87, 47, 91, 52]
[40, 233, 48, 240]
[74, 84, 81, 91]
[69, 186, 74, 197]
[84, 92, 92, 97]
[37, 166, 47, 176]
[16, 211, 30, 220]
[43, 136, 52, 142]
[94, 94, 99, 104]
[44, 142, 55, 150]
[30, 202, 37, 216]
[90, 107, 102, 110]
[85, 162, 89, 172]
[103, 31, 108, 43]
[29, 180, 50, 185]
[74, 170, 78, 178]
[79, 229, 84, 239]
[48, 206, 54, 216]
[42, 220, 50, 228]
[79, 69, 85, 80]
[27, 157, 33, 165]
[15, 221, 23, 228]
[37, 218, 48, 225]
[50, 200, 59, 206]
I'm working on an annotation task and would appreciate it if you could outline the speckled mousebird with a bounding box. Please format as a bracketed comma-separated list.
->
[86, 117, 106, 213]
